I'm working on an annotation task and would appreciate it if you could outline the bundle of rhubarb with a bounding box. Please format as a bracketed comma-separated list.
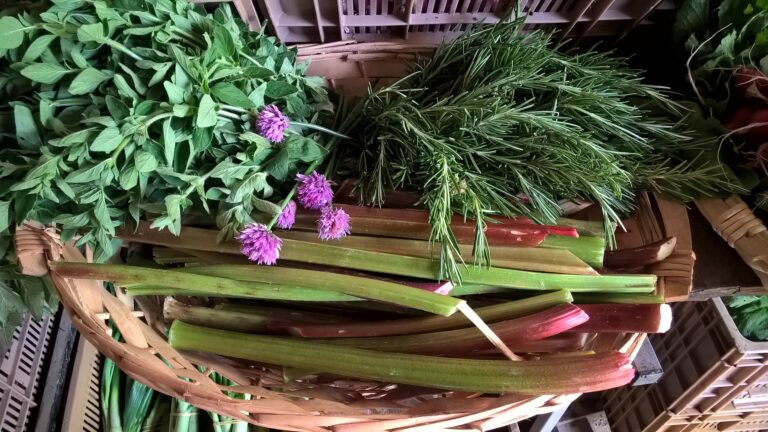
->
[44, 196, 674, 402]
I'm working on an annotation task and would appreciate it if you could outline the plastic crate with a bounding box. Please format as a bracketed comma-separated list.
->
[256, 0, 674, 43]
[0, 315, 54, 432]
[603, 299, 768, 432]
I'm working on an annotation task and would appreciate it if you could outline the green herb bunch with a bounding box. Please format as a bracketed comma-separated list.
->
[343, 20, 738, 281]
[0, 0, 333, 339]
[728, 296, 768, 341]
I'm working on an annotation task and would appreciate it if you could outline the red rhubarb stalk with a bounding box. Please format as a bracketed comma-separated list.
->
[284, 304, 588, 356]
[276, 291, 574, 338]
[568, 304, 672, 333]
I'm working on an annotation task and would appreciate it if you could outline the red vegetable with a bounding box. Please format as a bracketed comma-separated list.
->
[568, 304, 672, 333]
[743, 108, 768, 140]
[733, 67, 768, 101]
[724, 106, 753, 130]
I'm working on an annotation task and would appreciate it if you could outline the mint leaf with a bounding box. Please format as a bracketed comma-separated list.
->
[196, 94, 218, 128]
[211, 82, 255, 108]
[22, 35, 56, 63]
[0, 16, 25, 50]
[265, 81, 299, 99]
[77, 23, 106, 43]
[69, 68, 111, 95]
[13, 104, 42, 150]
[0, 201, 10, 233]
[91, 127, 124, 152]
[21, 63, 72, 84]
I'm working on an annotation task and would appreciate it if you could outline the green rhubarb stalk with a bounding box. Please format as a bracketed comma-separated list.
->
[176, 265, 463, 316]
[163, 298, 270, 332]
[52, 262, 463, 316]
[541, 235, 606, 268]
[278, 230, 597, 275]
[50, 262, 360, 302]
[169, 321, 635, 394]
[119, 224, 654, 293]
[572, 293, 665, 304]
[281, 290, 573, 337]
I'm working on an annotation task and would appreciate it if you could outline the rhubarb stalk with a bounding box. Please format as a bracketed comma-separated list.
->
[569, 304, 672, 333]
[279, 290, 574, 337]
[168, 321, 636, 395]
[313, 304, 588, 355]
[277, 231, 597, 275]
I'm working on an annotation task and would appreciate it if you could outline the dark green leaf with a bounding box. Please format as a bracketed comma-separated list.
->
[114, 74, 140, 100]
[66, 161, 109, 183]
[106, 96, 130, 120]
[91, 127, 124, 152]
[213, 24, 236, 57]
[674, 0, 709, 43]
[21, 63, 72, 84]
[22, 35, 56, 63]
[265, 81, 299, 99]
[14, 105, 42, 150]
[134, 151, 158, 173]
[69, 68, 110, 95]
[249, 83, 266, 106]
[286, 136, 326, 162]
[77, 23, 106, 43]
[162, 119, 176, 166]
[164, 81, 185, 104]
[191, 127, 213, 152]
[264, 147, 290, 180]
[243, 66, 274, 80]
[211, 82, 255, 108]
[196, 94, 218, 128]
[119, 163, 139, 189]
[0, 17, 25, 50]
[0, 201, 10, 233]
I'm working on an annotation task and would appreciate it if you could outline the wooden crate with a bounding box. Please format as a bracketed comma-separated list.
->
[256, 0, 674, 43]
[604, 299, 768, 432]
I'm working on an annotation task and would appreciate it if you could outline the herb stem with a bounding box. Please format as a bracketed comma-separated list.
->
[220, 105, 250, 114]
[106, 40, 144, 62]
[292, 121, 351, 139]
[217, 110, 242, 121]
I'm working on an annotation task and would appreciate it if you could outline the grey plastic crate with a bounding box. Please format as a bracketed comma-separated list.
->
[256, 0, 674, 43]
[0, 315, 54, 432]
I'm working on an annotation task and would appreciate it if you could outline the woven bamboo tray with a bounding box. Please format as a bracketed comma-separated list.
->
[696, 196, 768, 290]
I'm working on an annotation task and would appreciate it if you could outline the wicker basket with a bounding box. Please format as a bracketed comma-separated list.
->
[10, 42, 694, 431]
[16, 224, 652, 432]
[695, 196, 768, 290]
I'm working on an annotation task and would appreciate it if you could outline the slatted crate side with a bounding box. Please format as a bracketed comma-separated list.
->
[604, 299, 768, 432]
[258, 0, 673, 43]
[0, 315, 54, 432]
[61, 336, 102, 432]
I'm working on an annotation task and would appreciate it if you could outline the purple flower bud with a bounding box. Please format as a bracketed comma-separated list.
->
[296, 171, 334, 210]
[276, 200, 296, 230]
[237, 223, 282, 265]
[257, 104, 290, 143]
[317, 206, 350, 240]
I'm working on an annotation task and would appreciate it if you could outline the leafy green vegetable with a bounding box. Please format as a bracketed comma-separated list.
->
[728, 296, 768, 341]
[0, 0, 333, 339]
[342, 20, 739, 281]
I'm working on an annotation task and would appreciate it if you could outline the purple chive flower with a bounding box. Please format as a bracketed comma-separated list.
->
[257, 104, 290, 142]
[318, 206, 350, 240]
[296, 171, 334, 210]
[276, 200, 296, 230]
[237, 223, 282, 265]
